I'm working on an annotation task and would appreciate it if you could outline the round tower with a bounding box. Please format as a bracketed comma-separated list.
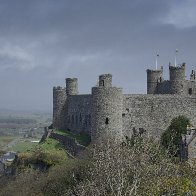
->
[91, 74, 123, 141]
[53, 86, 67, 130]
[169, 63, 186, 94]
[147, 67, 163, 94]
[99, 74, 112, 87]
[66, 78, 78, 95]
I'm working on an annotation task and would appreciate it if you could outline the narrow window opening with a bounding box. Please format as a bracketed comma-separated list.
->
[80, 114, 82, 123]
[189, 88, 192, 95]
[105, 117, 109, 125]
[88, 115, 91, 125]
[101, 80, 104, 86]
[85, 115, 88, 127]
[72, 115, 74, 124]
[122, 113, 125, 117]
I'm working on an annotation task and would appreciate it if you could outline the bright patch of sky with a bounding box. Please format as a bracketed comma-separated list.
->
[161, 0, 196, 28]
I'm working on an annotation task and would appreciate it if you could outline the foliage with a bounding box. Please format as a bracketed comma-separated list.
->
[0, 137, 196, 195]
[70, 138, 196, 196]
[12, 138, 68, 173]
[0, 159, 87, 196]
[161, 115, 190, 156]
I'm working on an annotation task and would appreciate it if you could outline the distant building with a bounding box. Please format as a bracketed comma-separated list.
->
[0, 151, 16, 175]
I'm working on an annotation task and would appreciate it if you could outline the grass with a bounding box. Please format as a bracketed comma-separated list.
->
[53, 130, 91, 146]
[16, 138, 68, 168]
[0, 135, 16, 149]
[11, 140, 38, 153]
[38, 138, 65, 153]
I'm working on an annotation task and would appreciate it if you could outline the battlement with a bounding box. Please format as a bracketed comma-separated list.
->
[169, 63, 185, 70]
[146, 68, 163, 74]
[53, 86, 66, 91]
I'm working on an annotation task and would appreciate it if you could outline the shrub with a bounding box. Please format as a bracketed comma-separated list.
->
[161, 115, 190, 156]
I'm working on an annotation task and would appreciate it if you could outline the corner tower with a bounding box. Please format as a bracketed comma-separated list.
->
[91, 74, 123, 141]
[53, 86, 67, 130]
[169, 63, 186, 94]
[66, 78, 78, 95]
[147, 67, 163, 94]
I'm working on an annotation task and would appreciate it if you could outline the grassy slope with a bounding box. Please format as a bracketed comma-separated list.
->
[16, 138, 68, 169]
[54, 130, 91, 146]
[11, 141, 38, 153]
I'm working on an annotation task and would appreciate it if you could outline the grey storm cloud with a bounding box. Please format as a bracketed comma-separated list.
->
[0, 0, 196, 111]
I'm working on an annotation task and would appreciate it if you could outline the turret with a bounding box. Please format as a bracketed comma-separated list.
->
[190, 70, 196, 81]
[53, 86, 67, 130]
[66, 78, 78, 95]
[91, 74, 123, 141]
[169, 63, 186, 94]
[99, 74, 112, 87]
[147, 67, 163, 94]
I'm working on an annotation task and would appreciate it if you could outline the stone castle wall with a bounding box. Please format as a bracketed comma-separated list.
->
[123, 94, 196, 138]
[49, 132, 85, 155]
[53, 64, 196, 140]
[66, 95, 92, 135]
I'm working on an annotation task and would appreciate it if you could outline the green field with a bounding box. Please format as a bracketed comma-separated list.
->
[16, 138, 68, 167]
[0, 135, 16, 149]
[11, 140, 38, 153]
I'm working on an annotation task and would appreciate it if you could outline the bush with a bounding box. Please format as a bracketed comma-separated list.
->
[1, 136, 195, 195]
[161, 115, 190, 156]
[70, 138, 196, 196]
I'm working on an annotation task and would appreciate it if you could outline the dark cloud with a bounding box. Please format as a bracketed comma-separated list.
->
[0, 0, 196, 111]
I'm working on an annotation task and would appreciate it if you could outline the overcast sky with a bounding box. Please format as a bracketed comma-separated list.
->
[0, 0, 196, 111]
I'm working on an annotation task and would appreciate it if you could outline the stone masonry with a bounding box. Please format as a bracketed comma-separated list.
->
[53, 63, 196, 140]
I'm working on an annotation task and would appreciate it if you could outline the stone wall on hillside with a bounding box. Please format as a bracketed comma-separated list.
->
[49, 132, 85, 155]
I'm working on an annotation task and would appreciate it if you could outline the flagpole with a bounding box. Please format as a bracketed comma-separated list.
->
[175, 49, 178, 67]
[156, 53, 159, 70]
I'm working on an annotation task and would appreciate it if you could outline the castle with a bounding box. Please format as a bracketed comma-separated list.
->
[53, 63, 196, 140]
